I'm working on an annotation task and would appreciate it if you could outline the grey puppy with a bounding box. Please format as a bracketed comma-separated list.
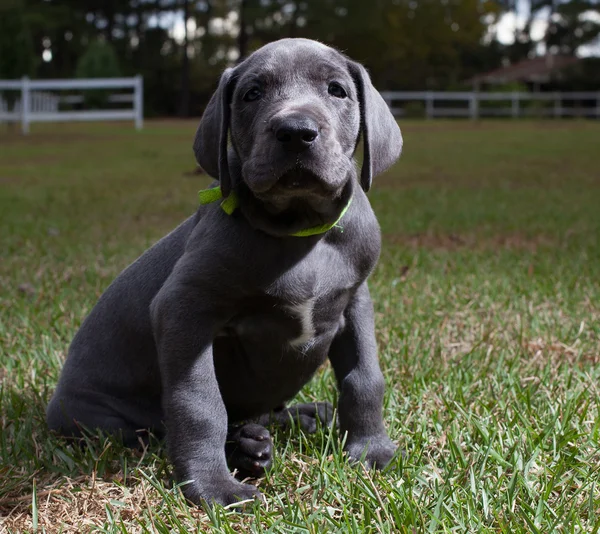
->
[47, 38, 403, 506]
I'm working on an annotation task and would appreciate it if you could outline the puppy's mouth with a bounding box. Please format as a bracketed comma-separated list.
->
[250, 167, 342, 215]
[271, 167, 333, 194]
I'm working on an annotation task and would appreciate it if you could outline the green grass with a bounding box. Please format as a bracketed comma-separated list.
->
[1, 119, 599, 533]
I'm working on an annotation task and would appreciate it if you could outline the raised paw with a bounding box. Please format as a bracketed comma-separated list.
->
[274, 401, 334, 433]
[226, 423, 273, 478]
[345, 435, 398, 470]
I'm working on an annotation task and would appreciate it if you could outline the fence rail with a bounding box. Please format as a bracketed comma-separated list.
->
[0, 76, 143, 133]
[380, 91, 600, 119]
[2, 83, 598, 129]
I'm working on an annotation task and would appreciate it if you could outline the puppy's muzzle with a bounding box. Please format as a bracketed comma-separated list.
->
[248, 111, 341, 198]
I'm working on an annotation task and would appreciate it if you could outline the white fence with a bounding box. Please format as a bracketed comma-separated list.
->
[380, 91, 600, 119]
[0, 76, 143, 134]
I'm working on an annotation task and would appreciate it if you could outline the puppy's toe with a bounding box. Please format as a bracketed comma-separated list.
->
[284, 402, 334, 432]
[226, 424, 273, 478]
[345, 435, 398, 470]
[239, 423, 271, 442]
[296, 413, 318, 434]
[313, 401, 334, 426]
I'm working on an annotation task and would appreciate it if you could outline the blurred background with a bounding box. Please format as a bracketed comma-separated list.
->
[1, 0, 599, 118]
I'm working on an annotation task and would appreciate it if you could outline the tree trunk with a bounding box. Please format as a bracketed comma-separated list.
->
[178, 0, 191, 117]
[135, 0, 144, 68]
[105, 0, 116, 43]
[289, 6, 298, 38]
[238, 0, 248, 62]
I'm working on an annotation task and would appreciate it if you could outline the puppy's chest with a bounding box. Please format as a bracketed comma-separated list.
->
[232, 294, 347, 351]
[227, 269, 353, 352]
[278, 291, 347, 350]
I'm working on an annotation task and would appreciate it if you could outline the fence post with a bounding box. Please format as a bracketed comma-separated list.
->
[21, 76, 30, 134]
[426, 91, 434, 119]
[553, 92, 561, 118]
[134, 74, 143, 130]
[469, 92, 479, 120]
[511, 92, 519, 118]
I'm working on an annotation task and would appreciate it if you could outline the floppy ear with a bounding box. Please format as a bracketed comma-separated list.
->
[193, 67, 236, 197]
[348, 61, 403, 192]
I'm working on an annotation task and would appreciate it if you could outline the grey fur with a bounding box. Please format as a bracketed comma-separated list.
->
[47, 38, 403, 506]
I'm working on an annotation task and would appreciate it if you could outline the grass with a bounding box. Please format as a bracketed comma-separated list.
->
[1, 119, 599, 533]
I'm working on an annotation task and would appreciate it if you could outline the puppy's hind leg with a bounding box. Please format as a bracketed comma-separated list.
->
[46, 389, 151, 448]
[258, 402, 334, 434]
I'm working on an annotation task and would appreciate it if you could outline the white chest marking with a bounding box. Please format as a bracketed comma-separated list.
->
[287, 297, 316, 349]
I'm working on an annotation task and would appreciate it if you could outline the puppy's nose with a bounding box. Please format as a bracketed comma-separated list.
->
[273, 116, 319, 153]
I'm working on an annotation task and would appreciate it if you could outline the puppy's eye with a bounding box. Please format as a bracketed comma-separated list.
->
[243, 87, 262, 102]
[328, 82, 347, 99]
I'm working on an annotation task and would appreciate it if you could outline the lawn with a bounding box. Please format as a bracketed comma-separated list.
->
[1, 119, 599, 533]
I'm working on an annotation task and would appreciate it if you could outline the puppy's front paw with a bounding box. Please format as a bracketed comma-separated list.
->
[185, 477, 263, 507]
[345, 435, 398, 470]
[226, 423, 273, 478]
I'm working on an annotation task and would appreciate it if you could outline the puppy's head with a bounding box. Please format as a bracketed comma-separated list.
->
[193, 38, 402, 235]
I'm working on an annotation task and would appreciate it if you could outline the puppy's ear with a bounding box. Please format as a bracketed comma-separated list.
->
[193, 67, 236, 197]
[348, 61, 403, 192]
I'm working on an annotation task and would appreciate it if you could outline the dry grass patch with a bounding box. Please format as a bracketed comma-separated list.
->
[383, 231, 556, 252]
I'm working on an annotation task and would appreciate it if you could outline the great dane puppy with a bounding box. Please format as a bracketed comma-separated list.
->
[47, 38, 403, 506]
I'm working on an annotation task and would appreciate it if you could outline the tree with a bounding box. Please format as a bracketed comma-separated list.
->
[0, 0, 36, 131]
[545, 0, 600, 55]
[493, 0, 600, 61]
[2, 0, 596, 117]
[224, 0, 501, 89]
[0, 0, 36, 80]
[178, 0, 191, 116]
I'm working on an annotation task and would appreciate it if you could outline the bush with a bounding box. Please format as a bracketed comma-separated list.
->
[75, 39, 120, 108]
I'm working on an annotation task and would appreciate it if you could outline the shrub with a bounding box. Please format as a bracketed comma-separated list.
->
[75, 39, 121, 108]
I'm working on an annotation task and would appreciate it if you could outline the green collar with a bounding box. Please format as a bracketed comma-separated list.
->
[198, 186, 352, 237]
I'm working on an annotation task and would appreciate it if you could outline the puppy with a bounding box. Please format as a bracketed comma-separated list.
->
[47, 38, 403, 505]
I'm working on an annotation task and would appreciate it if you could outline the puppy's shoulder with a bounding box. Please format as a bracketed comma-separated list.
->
[326, 189, 381, 275]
